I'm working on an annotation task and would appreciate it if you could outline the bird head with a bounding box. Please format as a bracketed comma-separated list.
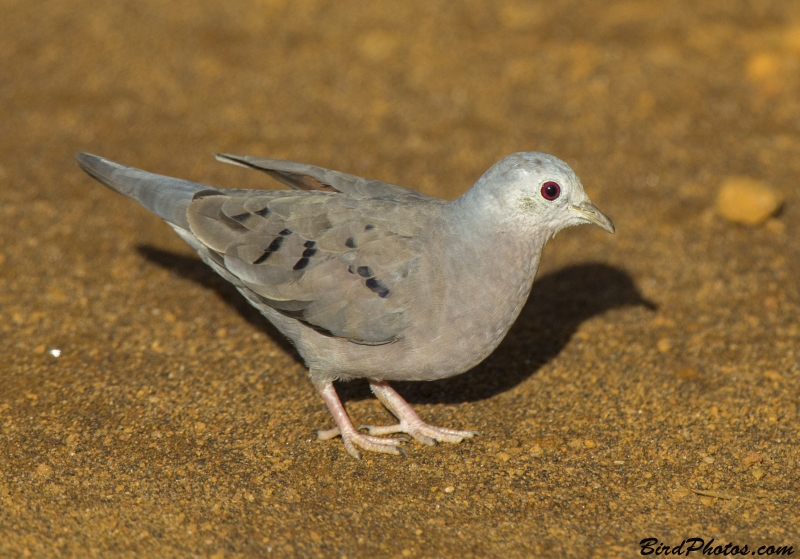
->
[467, 152, 615, 236]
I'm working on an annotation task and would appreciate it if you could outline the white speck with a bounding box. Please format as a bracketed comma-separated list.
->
[646, 173, 659, 187]
[48, 348, 61, 358]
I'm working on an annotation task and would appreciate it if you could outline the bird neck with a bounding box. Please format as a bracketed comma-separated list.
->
[443, 183, 550, 256]
[433, 192, 549, 360]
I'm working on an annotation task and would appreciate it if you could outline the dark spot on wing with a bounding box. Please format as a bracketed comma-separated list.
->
[365, 224, 375, 231]
[345, 237, 356, 248]
[357, 266, 373, 278]
[302, 241, 317, 257]
[266, 236, 284, 252]
[365, 277, 390, 298]
[192, 189, 224, 201]
[279, 228, 292, 236]
[253, 252, 271, 265]
[230, 212, 251, 223]
[252, 236, 284, 264]
[293, 257, 310, 270]
[254, 206, 270, 217]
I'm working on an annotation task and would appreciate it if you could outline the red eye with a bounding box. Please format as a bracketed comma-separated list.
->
[541, 181, 561, 201]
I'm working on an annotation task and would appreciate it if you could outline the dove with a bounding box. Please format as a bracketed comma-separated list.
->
[75, 151, 614, 459]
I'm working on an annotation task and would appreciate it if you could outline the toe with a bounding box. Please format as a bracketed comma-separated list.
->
[358, 423, 404, 436]
[342, 431, 404, 457]
[409, 425, 478, 444]
[316, 427, 342, 440]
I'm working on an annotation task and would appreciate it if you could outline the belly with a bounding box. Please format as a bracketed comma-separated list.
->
[295, 262, 539, 382]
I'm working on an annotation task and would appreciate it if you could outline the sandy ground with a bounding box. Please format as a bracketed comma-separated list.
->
[1, 1, 799, 557]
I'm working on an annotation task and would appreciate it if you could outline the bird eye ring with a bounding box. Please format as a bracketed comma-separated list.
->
[541, 181, 561, 201]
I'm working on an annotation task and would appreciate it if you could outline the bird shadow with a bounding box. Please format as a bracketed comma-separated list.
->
[137, 245, 301, 360]
[387, 262, 657, 404]
[138, 246, 655, 405]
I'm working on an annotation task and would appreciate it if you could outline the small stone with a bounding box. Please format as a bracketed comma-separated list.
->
[444, 486, 455, 493]
[36, 463, 53, 479]
[584, 439, 596, 449]
[746, 52, 781, 82]
[672, 487, 691, 500]
[357, 31, 398, 63]
[656, 338, 671, 353]
[742, 452, 763, 466]
[716, 177, 783, 226]
[752, 468, 765, 480]
[745, 52, 784, 96]
[675, 367, 698, 380]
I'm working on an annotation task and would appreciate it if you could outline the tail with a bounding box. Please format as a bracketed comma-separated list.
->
[75, 153, 219, 230]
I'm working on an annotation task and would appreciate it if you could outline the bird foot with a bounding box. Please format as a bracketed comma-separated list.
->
[314, 380, 475, 459]
[358, 421, 478, 445]
[367, 380, 478, 447]
[315, 426, 406, 459]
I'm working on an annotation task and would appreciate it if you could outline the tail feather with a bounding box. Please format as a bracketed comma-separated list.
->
[75, 153, 217, 229]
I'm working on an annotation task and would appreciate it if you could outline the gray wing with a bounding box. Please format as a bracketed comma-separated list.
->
[187, 189, 443, 344]
[214, 153, 435, 201]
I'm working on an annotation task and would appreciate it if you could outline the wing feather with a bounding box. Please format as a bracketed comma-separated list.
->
[186, 189, 442, 344]
[214, 153, 436, 201]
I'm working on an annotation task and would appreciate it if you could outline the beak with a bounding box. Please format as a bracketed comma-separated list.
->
[569, 200, 615, 234]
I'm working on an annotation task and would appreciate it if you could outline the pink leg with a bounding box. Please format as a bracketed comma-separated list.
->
[314, 381, 405, 459]
[363, 381, 478, 445]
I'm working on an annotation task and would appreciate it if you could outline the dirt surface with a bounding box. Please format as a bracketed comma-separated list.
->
[1, 1, 799, 557]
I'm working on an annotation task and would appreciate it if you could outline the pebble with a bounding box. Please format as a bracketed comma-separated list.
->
[675, 367, 698, 380]
[36, 464, 53, 479]
[742, 452, 763, 466]
[716, 177, 783, 225]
